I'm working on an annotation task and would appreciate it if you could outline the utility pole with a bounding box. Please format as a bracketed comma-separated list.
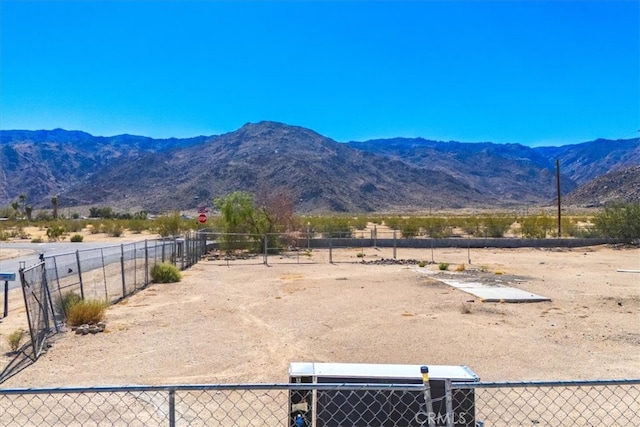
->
[556, 159, 562, 237]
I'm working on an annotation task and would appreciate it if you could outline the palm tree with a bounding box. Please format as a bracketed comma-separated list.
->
[51, 196, 59, 219]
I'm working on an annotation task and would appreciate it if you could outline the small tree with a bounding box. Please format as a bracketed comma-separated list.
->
[215, 189, 295, 253]
[25, 205, 34, 221]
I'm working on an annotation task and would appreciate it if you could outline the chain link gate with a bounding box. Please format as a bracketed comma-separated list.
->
[18, 262, 60, 360]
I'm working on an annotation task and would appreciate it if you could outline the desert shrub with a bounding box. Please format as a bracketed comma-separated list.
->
[31, 237, 43, 243]
[521, 213, 554, 238]
[351, 217, 368, 230]
[89, 206, 116, 219]
[423, 217, 450, 238]
[102, 220, 124, 237]
[60, 219, 86, 233]
[0, 229, 9, 241]
[418, 260, 427, 268]
[11, 226, 30, 239]
[315, 217, 352, 238]
[127, 218, 150, 234]
[383, 216, 403, 230]
[55, 291, 83, 318]
[455, 263, 466, 272]
[481, 215, 513, 237]
[155, 211, 185, 237]
[70, 234, 84, 242]
[593, 202, 640, 239]
[35, 210, 53, 221]
[46, 225, 65, 241]
[460, 216, 482, 236]
[66, 299, 108, 327]
[151, 263, 182, 283]
[460, 303, 473, 314]
[7, 330, 25, 352]
[399, 218, 421, 238]
[438, 262, 450, 271]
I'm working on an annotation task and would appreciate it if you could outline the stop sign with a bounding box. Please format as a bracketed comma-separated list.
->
[198, 213, 207, 224]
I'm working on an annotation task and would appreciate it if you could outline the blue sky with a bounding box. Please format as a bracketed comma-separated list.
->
[1, 1, 638, 146]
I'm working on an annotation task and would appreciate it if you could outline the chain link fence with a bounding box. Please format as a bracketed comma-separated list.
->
[453, 379, 640, 426]
[1, 380, 639, 426]
[11, 234, 207, 365]
[197, 230, 627, 266]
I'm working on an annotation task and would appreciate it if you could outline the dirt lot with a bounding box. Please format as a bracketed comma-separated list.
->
[0, 244, 639, 387]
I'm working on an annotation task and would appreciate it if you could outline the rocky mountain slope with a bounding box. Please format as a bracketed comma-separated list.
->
[1, 122, 638, 213]
[561, 165, 640, 207]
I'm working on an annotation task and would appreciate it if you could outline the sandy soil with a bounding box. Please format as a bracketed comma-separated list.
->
[1, 244, 638, 387]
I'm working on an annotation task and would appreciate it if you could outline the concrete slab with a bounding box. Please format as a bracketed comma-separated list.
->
[437, 278, 551, 303]
[414, 269, 551, 303]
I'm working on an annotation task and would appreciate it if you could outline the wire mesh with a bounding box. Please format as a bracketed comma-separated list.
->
[2, 381, 638, 427]
[453, 379, 640, 426]
[18, 263, 56, 359]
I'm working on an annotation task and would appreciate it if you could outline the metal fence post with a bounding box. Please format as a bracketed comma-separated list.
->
[329, 236, 333, 263]
[3, 280, 8, 318]
[393, 230, 397, 260]
[75, 250, 85, 300]
[120, 244, 126, 298]
[101, 248, 108, 301]
[264, 234, 268, 265]
[444, 379, 453, 427]
[373, 224, 377, 248]
[144, 240, 149, 287]
[169, 388, 176, 427]
[133, 243, 137, 290]
[421, 366, 435, 427]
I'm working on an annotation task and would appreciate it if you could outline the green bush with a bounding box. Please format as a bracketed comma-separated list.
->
[418, 260, 427, 268]
[7, 330, 25, 352]
[102, 221, 124, 237]
[155, 211, 185, 237]
[151, 263, 182, 283]
[399, 218, 421, 238]
[46, 225, 65, 241]
[127, 218, 150, 234]
[70, 234, 84, 242]
[438, 262, 450, 271]
[66, 299, 108, 327]
[481, 215, 512, 238]
[423, 217, 450, 238]
[521, 213, 554, 238]
[594, 203, 640, 239]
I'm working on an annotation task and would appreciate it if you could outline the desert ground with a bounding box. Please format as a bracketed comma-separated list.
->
[1, 239, 639, 387]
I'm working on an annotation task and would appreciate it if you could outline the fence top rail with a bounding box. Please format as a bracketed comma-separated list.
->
[19, 261, 44, 274]
[2, 379, 639, 395]
[451, 378, 640, 389]
[0, 382, 427, 395]
[34, 238, 174, 260]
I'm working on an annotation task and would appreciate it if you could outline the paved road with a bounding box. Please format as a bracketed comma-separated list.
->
[0, 241, 138, 290]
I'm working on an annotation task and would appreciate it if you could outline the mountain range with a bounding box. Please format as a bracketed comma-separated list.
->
[1, 121, 638, 214]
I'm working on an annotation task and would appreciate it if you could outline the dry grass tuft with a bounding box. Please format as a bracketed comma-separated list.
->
[66, 300, 108, 327]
